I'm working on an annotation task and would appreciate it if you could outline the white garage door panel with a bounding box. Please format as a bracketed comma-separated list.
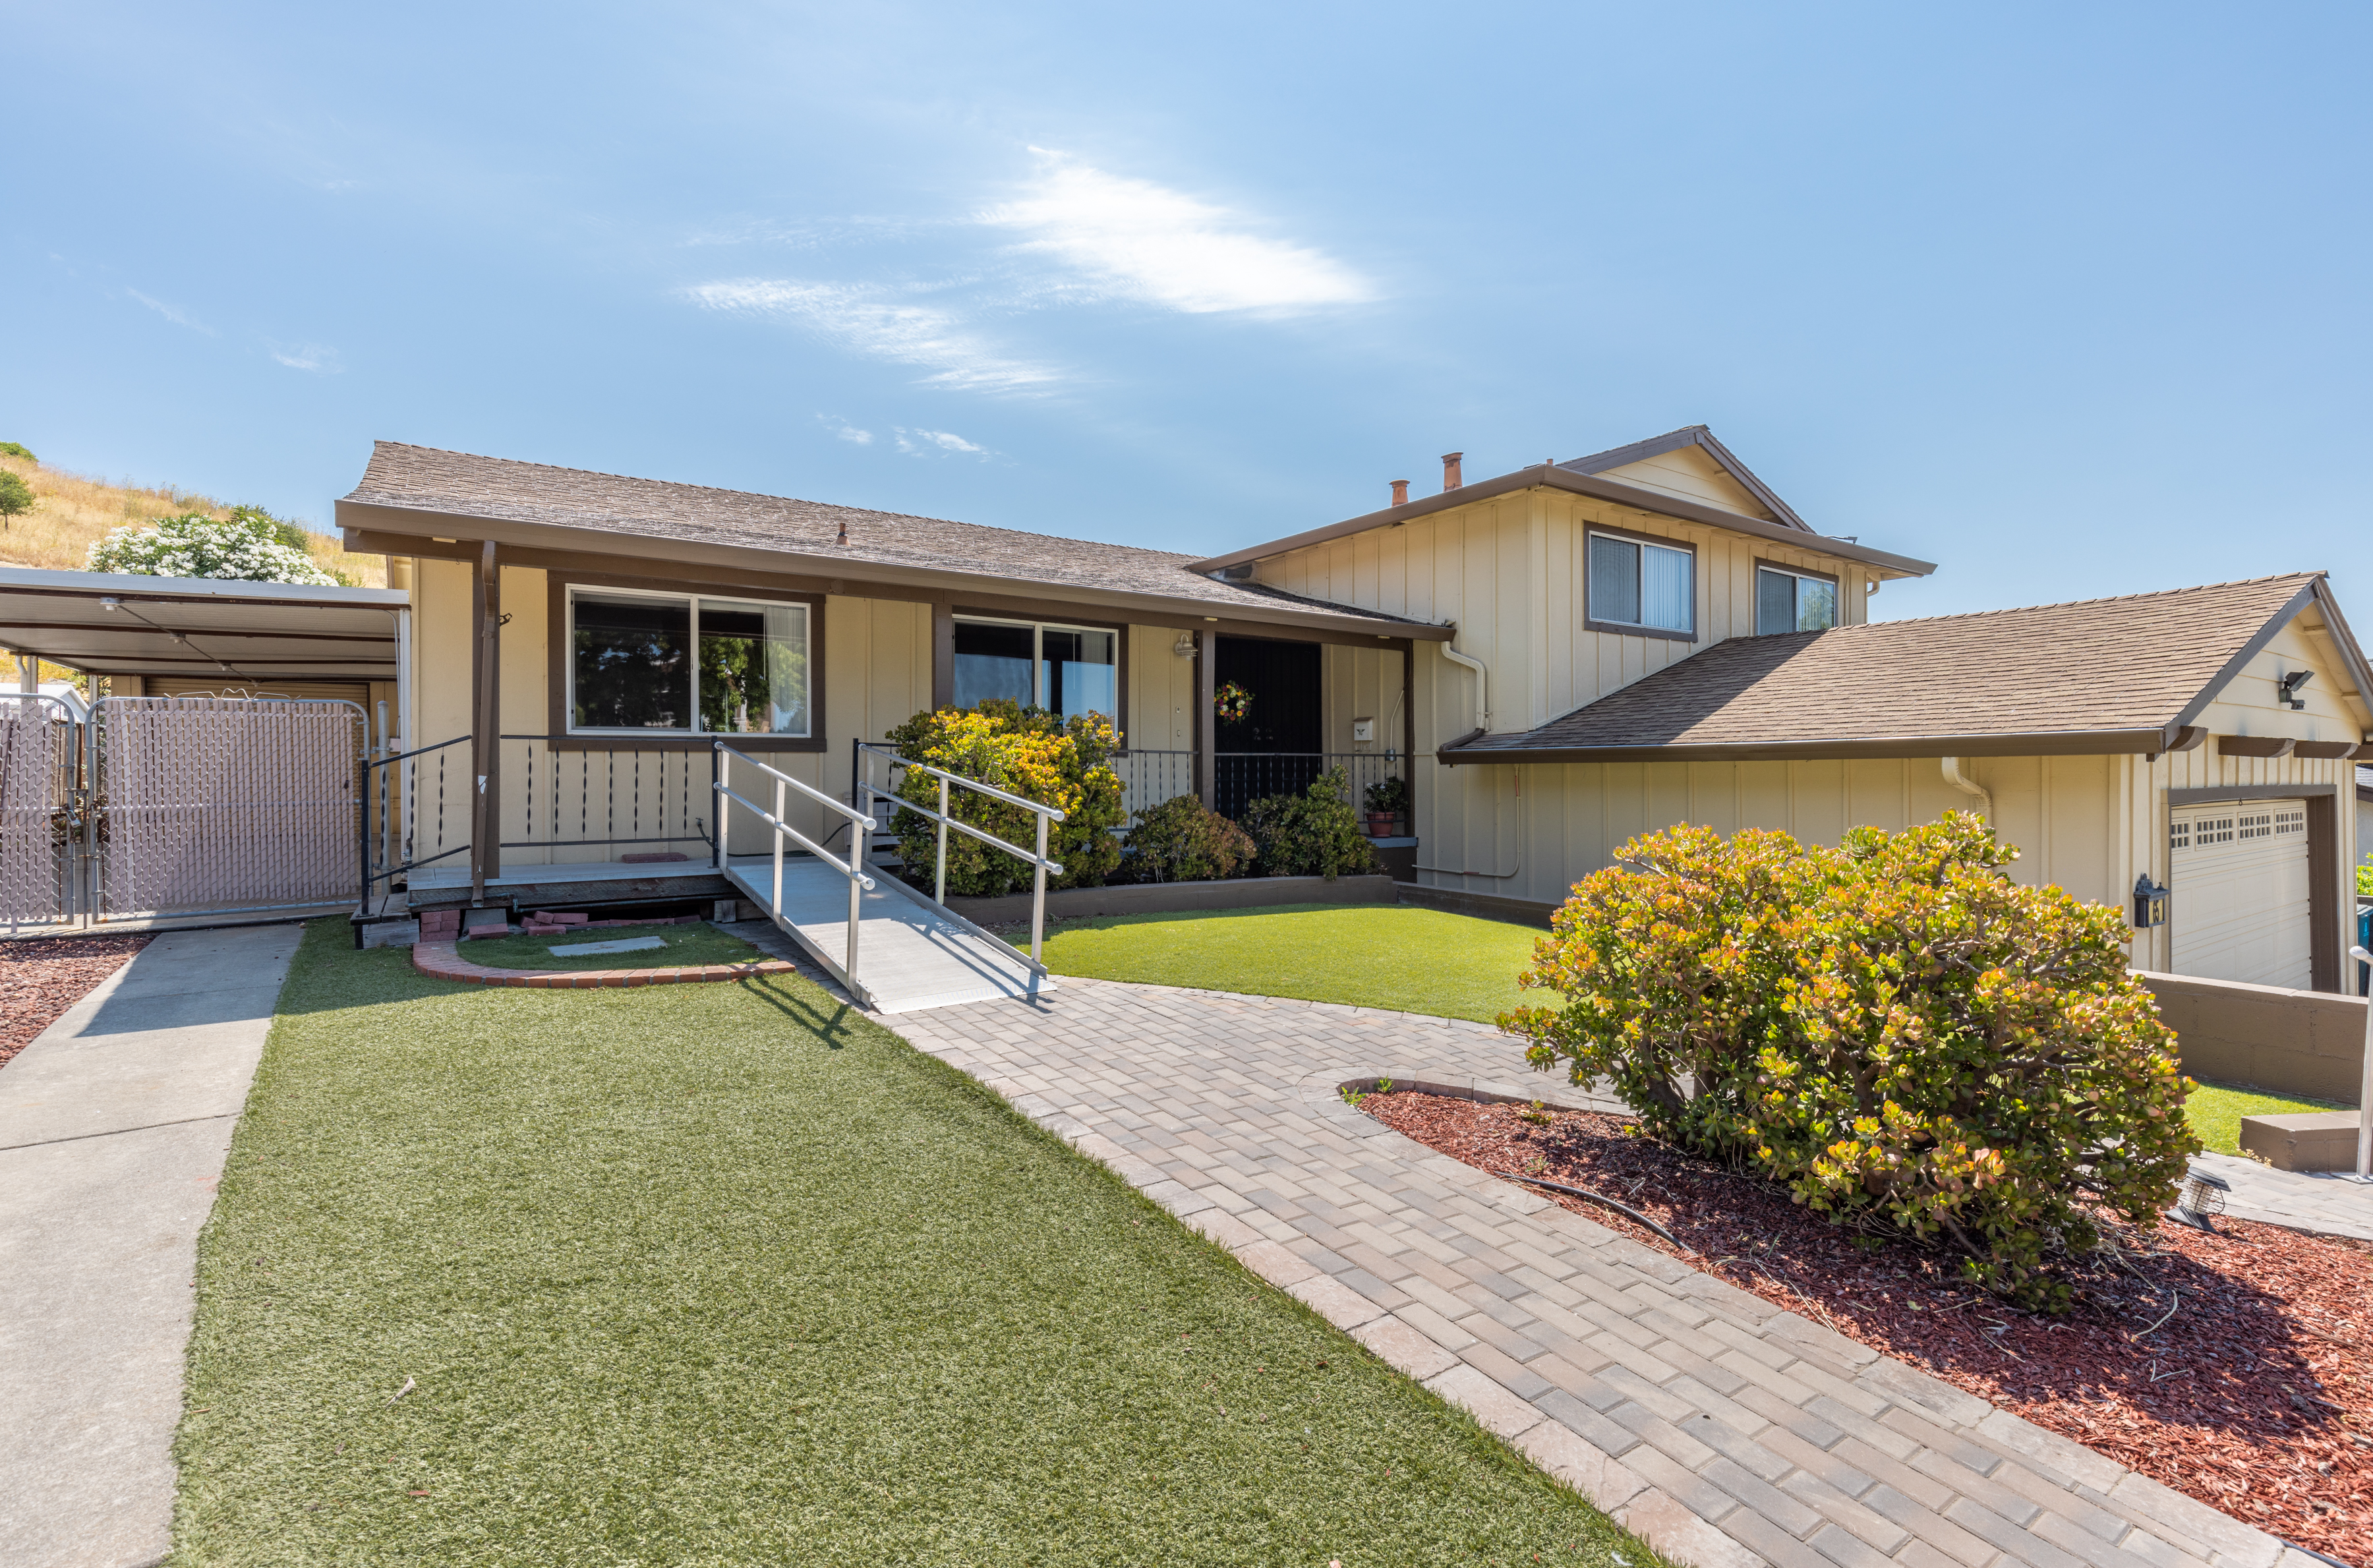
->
[2169, 801, 2311, 989]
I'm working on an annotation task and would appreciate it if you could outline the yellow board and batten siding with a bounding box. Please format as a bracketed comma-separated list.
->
[1251, 473, 2361, 981]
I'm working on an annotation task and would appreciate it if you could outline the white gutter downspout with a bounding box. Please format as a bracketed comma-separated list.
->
[1941, 757, 1990, 821]
[1440, 643, 1488, 734]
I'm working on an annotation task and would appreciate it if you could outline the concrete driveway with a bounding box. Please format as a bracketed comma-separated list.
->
[0, 924, 300, 1568]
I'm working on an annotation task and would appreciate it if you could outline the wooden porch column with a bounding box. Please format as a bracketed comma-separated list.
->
[469, 542, 501, 902]
[931, 599, 955, 711]
[1195, 627, 1217, 809]
[1399, 636, 1417, 823]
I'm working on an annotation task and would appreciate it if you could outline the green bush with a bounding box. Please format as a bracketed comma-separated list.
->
[0, 442, 34, 463]
[87, 511, 338, 585]
[1121, 794, 1254, 883]
[1364, 774, 1409, 815]
[1501, 813, 2197, 1310]
[1241, 766, 1377, 881]
[885, 700, 1123, 897]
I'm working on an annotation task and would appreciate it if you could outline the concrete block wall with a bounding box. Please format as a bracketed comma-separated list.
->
[2138, 971, 2366, 1104]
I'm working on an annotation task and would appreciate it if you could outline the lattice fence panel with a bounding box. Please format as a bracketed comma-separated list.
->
[99, 697, 363, 915]
[0, 699, 74, 929]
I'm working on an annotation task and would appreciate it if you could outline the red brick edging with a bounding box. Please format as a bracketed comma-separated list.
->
[410, 941, 799, 989]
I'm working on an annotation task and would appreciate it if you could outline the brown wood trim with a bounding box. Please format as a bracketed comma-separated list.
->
[542, 570, 827, 753]
[1399, 638, 1416, 819]
[2216, 735, 2297, 757]
[931, 600, 954, 711]
[2292, 740, 2361, 759]
[1195, 628, 1216, 807]
[1437, 727, 2173, 766]
[949, 605, 1128, 741]
[2167, 783, 2337, 805]
[2308, 792, 2339, 991]
[2154, 724, 2209, 756]
[1583, 521, 1699, 643]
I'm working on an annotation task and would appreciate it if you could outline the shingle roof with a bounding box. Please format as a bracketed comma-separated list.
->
[1557, 425, 1811, 531]
[341, 442, 1430, 629]
[1450, 574, 2331, 761]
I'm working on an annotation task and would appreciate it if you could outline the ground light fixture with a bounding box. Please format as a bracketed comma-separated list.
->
[2165, 1165, 2231, 1231]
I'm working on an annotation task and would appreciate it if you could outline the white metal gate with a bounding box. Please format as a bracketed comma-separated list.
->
[93, 696, 366, 921]
[2170, 799, 2312, 989]
[0, 693, 78, 934]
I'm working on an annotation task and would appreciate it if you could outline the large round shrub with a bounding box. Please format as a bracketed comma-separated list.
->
[88, 511, 337, 585]
[1241, 765, 1376, 879]
[885, 700, 1123, 896]
[1121, 794, 1254, 883]
[1501, 812, 2197, 1309]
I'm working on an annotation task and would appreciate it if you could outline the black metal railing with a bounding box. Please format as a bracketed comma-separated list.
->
[1214, 751, 1401, 825]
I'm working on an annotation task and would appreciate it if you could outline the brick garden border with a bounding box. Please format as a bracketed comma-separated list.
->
[411, 940, 799, 989]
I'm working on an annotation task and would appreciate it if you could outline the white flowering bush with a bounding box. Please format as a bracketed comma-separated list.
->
[88, 513, 339, 585]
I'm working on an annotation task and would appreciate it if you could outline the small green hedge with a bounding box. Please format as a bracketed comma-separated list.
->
[1503, 813, 2198, 1310]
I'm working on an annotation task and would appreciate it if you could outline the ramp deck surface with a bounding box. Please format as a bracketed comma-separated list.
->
[723, 855, 1046, 1013]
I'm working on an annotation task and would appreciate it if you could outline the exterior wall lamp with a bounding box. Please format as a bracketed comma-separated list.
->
[2131, 873, 2170, 929]
[2278, 669, 2314, 709]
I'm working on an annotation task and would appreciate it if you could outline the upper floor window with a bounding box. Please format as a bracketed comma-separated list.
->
[953, 616, 1117, 720]
[1587, 530, 1695, 637]
[1755, 565, 1838, 635]
[568, 587, 811, 736]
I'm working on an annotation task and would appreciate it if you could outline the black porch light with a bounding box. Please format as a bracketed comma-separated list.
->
[2132, 873, 2170, 929]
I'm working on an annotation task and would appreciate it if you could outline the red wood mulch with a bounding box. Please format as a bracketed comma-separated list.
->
[1363, 1091, 2373, 1567]
[0, 934, 150, 1070]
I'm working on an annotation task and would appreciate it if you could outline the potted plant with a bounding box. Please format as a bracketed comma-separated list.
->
[1363, 774, 1408, 838]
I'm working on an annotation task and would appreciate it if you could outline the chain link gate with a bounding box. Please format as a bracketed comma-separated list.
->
[90, 695, 369, 924]
[0, 693, 80, 934]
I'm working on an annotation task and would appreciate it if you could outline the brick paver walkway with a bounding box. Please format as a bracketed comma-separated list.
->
[887, 979, 2311, 1568]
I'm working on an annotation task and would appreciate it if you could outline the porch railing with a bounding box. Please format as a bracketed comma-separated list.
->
[1113, 749, 1194, 812]
[713, 741, 876, 1003]
[500, 734, 711, 859]
[854, 740, 1067, 973]
[1215, 751, 1401, 822]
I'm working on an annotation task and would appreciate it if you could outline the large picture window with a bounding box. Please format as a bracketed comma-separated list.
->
[568, 587, 810, 736]
[1587, 530, 1695, 637]
[952, 616, 1117, 720]
[1755, 565, 1838, 635]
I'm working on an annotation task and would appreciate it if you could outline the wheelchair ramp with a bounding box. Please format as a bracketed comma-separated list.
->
[723, 856, 1051, 1013]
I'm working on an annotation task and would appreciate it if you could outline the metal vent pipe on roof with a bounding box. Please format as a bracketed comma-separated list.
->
[1441, 452, 1463, 492]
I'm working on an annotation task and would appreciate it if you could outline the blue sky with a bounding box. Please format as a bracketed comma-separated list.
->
[7, 1, 2368, 620]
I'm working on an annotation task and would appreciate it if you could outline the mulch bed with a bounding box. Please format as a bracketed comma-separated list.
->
[0, 934, 150, 1070]
[1363, 1091, 2373, 1567]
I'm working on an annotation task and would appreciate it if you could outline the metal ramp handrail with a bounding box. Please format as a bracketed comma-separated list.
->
[713, 741, 877, 1002]
[853, 740, 1068, 970]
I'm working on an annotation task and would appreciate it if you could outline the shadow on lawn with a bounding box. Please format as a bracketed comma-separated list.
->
[734, 973, 860, 1047]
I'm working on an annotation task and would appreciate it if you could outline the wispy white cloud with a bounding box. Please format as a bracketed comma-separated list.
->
[817, 413, 873, 444]
[682, 278, 1060, 393]
[894, 426, 989, 457]
[268, 341, 341, 372]
[978, 151, 1376, 315]
[127, 289, 216, 335]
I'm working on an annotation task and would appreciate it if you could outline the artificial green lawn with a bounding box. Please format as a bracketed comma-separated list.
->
[458, 919, 765, 971]
[2184, 1081, 2353, 1155]
[175, 918, 1637, 1566]
[1031, 904, 1542, 1024]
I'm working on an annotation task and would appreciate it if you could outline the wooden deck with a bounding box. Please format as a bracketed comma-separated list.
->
[721, 856, 1047, 1014]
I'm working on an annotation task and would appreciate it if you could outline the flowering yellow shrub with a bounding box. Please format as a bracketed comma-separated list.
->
[1501, 813, 2198, 1309]
[885, 701, 1123, 896]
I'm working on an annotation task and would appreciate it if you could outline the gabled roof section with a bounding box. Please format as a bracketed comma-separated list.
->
[1442, 574, 2372, 764]
[338, 443, 1442, 637]
[1558, 426, 1809, 531]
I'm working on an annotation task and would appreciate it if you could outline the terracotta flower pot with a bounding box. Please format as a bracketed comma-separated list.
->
[1368, 811, 1394, 837]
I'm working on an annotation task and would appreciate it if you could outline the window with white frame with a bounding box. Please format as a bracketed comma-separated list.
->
[1587, 531, 1694, 635]
[568, 587, 811, 736]
[1755, 565, 1838, 635]
[952, 616, 1117, 719]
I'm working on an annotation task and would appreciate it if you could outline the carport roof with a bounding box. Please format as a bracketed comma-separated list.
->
[0, 567, 407, 682]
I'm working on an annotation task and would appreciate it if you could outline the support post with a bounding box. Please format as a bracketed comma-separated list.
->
[931, 600, 955, 711]
[935, 774, 949, 906]
[773, 775, 784, 917]
[711, 743, 726, 872]
[1032, 809, 1049, 967]
[1195, 627, 1217, 809]
[468, 543, 490, 904]
[2353, 945, 2373, 1180]
[1399, 636, 1416, 834]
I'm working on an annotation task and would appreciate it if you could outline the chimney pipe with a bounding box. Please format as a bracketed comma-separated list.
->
[835, 519, 848, 546]
[1390, 479, 1409, 507]
[1441, 452, 1463, 492]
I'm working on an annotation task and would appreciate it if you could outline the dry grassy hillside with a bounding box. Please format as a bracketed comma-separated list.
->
[0, 450, 384, 587]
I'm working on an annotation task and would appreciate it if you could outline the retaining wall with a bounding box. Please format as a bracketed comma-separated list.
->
[2138, 970, 2366, 1104]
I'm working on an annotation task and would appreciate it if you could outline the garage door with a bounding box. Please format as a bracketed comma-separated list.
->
[2169, 800, 2311, 989]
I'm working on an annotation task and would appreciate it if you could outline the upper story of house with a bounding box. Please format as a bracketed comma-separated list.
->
[1186, 426, 1936, 737]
